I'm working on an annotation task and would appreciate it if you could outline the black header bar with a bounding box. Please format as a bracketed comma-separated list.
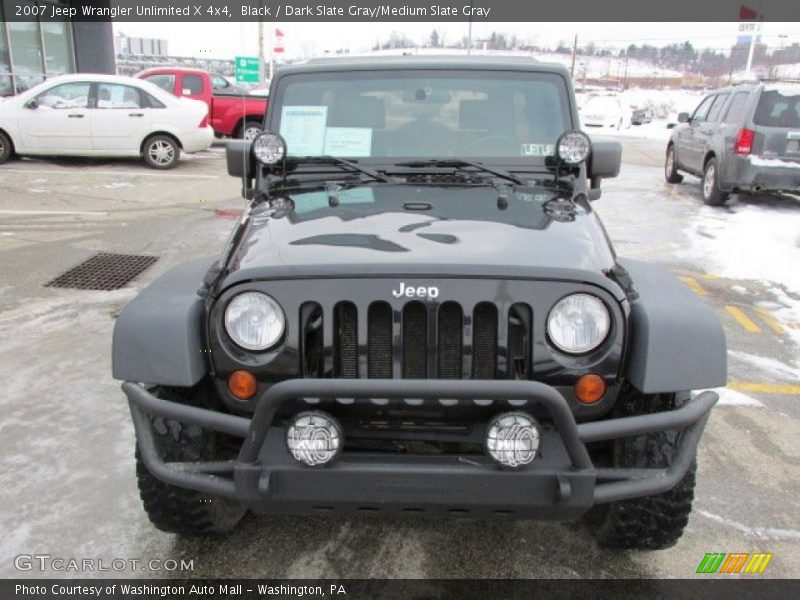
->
[3, 0, 800, 22]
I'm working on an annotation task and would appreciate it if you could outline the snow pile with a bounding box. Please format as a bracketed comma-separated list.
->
[729, 350, 800, 382]
[708, 388, 764, 407]
[679, 200, 800, 294]
[749, 156, 800, 169]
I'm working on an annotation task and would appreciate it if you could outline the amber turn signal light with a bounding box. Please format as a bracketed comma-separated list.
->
[575, 373, 606, 404]
[228, 370, 258, 400]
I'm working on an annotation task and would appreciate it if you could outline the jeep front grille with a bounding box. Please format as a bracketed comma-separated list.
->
[300, 300, 533, 380]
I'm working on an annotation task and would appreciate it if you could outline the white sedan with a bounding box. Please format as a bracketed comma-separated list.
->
[580, 95, 630, 130]
[0, 74, 213, 169]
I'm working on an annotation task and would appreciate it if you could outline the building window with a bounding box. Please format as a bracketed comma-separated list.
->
[1, 0, 75, 95]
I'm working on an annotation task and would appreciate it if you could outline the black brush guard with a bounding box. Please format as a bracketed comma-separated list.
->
[124, 379, 717, 518]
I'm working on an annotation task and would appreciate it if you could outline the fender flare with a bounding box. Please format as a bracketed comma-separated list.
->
[619, 258, 727, 393]
[112, 257, 215, 386]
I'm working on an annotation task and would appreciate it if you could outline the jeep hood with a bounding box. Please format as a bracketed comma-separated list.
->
[220, 184, 621, 296]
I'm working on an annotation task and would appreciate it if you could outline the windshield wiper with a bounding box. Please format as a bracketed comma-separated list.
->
[394, 159, 524, 186]
[290, 156, 399, 183]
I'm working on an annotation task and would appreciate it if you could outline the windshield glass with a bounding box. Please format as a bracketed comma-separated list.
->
[271, 69, 571, 161]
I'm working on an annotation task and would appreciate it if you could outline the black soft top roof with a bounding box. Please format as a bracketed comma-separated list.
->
[277, 55, 570, 77]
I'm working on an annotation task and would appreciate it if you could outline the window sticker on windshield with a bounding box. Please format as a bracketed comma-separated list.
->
[280, 106, 328, 156]
[324, 127, 372, 157]
[521, 143, 555, 157]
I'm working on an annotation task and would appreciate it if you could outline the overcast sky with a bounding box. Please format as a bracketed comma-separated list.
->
[114, 22, 800, 59]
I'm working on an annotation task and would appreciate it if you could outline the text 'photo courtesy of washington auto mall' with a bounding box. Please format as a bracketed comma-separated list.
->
[1, 0, 800, 596]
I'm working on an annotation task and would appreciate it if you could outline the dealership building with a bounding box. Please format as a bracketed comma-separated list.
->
[1, 0, 114, 96]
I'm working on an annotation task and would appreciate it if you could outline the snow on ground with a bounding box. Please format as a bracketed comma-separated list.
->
[766, 286, 800, 351]
[702, 387, 764, 407]
[588, 120, 674, 142]
[679, 200, 800, 295]
[728, 349, 800, 381]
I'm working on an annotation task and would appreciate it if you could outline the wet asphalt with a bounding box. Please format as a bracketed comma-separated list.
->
[0, 137, 798, 579]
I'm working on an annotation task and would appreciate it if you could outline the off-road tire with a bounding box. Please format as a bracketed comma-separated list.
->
[0, 130, 13, 164]
[585, 389, 696, 550]
[701, 157, 729, 206]
[142, 134, 180, 169]
[664, 145, 683, 183]
[238, 119, 262, 141]
[135, 382, 246, 535]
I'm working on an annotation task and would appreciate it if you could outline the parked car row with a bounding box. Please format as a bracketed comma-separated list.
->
[665, 81, 800, 204]
[0, 68, 268, 169]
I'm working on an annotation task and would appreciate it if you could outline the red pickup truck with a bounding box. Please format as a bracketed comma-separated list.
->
[137, 67, 268, 140]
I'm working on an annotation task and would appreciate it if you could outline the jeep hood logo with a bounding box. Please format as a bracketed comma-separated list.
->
[392, 282, 439, 299]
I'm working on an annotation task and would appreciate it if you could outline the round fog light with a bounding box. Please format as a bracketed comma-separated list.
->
[287, 411, 343, 467]
[485, 412, 540, 468]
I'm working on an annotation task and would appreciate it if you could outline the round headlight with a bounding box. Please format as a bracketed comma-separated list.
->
[556, 131, 591, 165]
[547, 293, 610, 354]
[224, 292, 285, 351]
[252, 132, 286, 165]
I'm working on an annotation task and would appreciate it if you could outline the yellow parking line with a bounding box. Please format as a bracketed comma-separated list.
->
[754, 308, 787, 335]
[729, 381, 800, 395]
[680, 276, 707, 296]
[724, 306, 762, 333]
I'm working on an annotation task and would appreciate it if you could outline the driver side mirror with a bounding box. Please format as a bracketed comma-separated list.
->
[24, 100, 38, 109]
[586, 141, 622, 201]
[678, 112, 690, 123]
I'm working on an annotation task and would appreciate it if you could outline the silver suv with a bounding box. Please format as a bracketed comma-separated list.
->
[665, 81, 800, 205]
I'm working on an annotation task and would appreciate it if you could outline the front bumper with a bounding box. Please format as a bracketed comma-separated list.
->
[124, 379, 717, 519]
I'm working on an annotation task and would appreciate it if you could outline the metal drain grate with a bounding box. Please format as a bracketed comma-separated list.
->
[46, 253, 158, 291]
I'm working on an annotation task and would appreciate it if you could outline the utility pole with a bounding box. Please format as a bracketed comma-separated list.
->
[745, 20, 761, 73]
[268, 25, 274, 81]
[467, 1, 473, 56]
[257, 0, 265, 84]
[570, 34, 578, 77]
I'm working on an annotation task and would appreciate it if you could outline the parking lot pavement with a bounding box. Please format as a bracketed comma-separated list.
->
[1, 140, 799, 579]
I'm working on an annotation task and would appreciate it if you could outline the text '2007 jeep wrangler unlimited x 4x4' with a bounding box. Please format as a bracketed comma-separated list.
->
[112, 57, 726, 549]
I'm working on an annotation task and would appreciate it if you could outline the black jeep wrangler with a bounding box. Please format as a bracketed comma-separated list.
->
[113, 57, 726, 549]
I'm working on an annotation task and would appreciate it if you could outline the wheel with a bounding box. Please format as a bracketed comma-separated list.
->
[585, 389, 697, 550]
[0, 130, 13, 164]
[701, 157, 729, 206]
[238, 120, 262, 141]
[664, 145, 683, 183]
[142, 135, 180, 169]
[136, 382, 246, 535]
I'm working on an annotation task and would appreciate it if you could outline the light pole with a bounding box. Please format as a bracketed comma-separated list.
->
[467, 1, 473, 55]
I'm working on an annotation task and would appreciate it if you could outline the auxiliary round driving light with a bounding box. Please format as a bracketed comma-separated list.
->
[252, 132, 286, 165]
[555, 130, 591, 165]
[485, 412, 540, 468]
[286, 411, 343, 467]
